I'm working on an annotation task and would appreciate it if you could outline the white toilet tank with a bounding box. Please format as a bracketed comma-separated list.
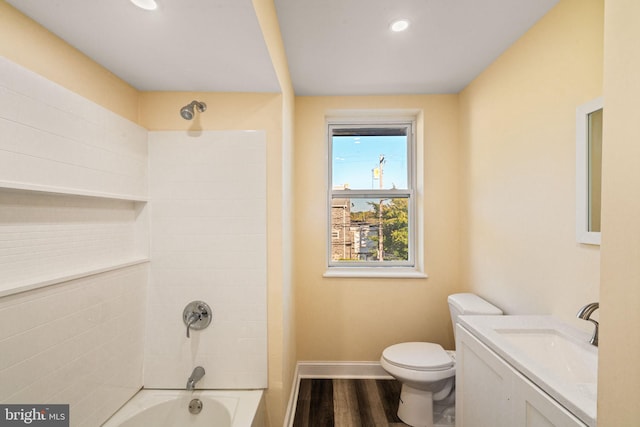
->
[447, 293, 502, 340]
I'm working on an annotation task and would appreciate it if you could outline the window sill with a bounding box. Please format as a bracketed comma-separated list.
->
[323, 267, 428, 279]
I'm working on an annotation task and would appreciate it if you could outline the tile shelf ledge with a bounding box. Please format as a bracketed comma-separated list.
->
[0, 180, 148, 202]
[0, 258, 150, 298]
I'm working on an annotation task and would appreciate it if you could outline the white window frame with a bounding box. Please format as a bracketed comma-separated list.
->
[324, 113, 425, 278]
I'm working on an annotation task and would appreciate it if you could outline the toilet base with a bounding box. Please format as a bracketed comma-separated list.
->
[433, 403, 456, 427]
[397, 385, 455, 427]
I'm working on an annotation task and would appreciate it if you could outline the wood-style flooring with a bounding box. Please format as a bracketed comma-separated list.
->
[292, 379, 409, 427]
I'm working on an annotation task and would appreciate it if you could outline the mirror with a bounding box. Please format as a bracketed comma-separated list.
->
[576, 97, 603, 245]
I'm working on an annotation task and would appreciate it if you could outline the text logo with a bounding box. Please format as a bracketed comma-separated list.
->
[0, 405, 68, 426]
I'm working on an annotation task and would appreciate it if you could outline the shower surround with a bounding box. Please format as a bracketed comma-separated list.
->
[0, 57, 148, 426]
[145, 131, 267, 389]
[0, 57, 268, 425]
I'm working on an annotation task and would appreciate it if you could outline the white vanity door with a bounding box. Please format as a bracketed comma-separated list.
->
[456, 325, 588, 427]
[512, 373, 587, 427]
[456, 325, 515, 427]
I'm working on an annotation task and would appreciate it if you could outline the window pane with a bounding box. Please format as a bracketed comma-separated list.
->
[332, 133, 408, 190]
[331, 196, 409, 262]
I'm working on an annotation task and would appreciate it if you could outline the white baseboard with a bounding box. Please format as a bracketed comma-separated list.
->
[296, 360, 392, 379]
[283, 361, 392, 427]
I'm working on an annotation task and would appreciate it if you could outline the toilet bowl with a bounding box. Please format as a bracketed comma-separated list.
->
[380, 293, 502, 427]
[381, 342, 456, 427]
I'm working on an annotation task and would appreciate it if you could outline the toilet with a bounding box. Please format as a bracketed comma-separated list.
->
[380, 293, 503, 427]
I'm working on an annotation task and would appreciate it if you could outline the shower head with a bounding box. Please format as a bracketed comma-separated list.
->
[180, 100, 207, 120]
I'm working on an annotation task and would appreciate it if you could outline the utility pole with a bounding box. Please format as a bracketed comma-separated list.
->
[378, 154, 385, 261]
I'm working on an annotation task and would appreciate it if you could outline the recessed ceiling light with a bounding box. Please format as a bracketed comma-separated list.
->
[130, 0, 158, 11]
[390, 19, 410, 32]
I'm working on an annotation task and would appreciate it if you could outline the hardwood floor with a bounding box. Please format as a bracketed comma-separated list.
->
[292, 379, 409, 427]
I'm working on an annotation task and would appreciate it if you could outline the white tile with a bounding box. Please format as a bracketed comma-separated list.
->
[0, 58, 147, 426]
[0, 267, 145, 426]
[0, 58, 148, 199]
[146, 131, 267, 389]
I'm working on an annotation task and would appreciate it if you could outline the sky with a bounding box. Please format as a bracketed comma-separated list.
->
[332, 135, 408, 190]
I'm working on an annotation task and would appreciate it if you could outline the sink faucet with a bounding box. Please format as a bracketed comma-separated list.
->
[577, 302, 599, 346]
[186, 366, 205, 390]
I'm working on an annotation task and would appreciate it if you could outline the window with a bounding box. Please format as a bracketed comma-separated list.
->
[328, 119, 419, 274]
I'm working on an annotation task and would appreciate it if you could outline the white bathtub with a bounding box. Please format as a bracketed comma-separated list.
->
[102, 389, 265, 427]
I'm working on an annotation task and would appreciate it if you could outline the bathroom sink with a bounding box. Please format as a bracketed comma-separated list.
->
[457, 315, 598, 427]
[496, 329, 597, 384]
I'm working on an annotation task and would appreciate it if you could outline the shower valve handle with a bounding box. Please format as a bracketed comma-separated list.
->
[182, 301, 212, 338]
[185, 312, 201, 338]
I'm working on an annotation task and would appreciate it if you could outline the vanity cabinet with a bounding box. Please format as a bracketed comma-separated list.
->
[456, 325, 587, 427]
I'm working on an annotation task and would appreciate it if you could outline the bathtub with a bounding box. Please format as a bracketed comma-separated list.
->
[102, 389, 265, 427]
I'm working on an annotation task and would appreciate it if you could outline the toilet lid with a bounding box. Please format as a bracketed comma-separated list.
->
[382, 342, 454, 371]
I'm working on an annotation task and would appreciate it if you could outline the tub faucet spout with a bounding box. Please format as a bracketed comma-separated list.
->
[186, 366, 205, 390]
[577, 302, 599, 346]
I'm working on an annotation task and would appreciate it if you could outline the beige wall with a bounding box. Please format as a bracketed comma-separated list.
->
[598, 0, 640, 424]
[294, 95, 462, 360]
[0, 1, 139, 122]
[458, 0, 603, 324]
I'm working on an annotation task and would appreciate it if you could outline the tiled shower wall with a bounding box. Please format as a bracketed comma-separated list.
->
[0, 58, 148, 426]
[0, 265, 147, 426]
[0, 58, 147, 198]
[0, 57, 268, 424]
[145, 131, 267, 389]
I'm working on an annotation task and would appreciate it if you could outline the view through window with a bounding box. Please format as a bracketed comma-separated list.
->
[329, 123, 414, 267]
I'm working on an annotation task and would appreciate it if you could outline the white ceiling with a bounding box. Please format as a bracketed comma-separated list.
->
[6, 0, 281, 92]
[275, 0, 559, 95]
[6, 0, 559, 96]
